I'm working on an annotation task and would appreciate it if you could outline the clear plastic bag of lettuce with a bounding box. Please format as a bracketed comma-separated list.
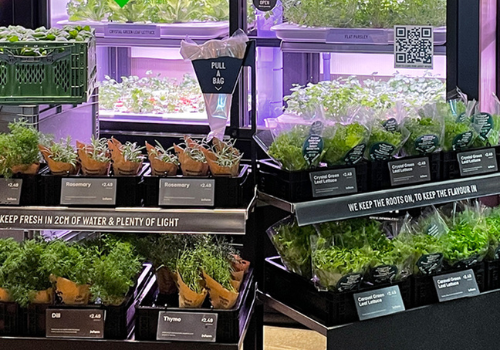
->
[266, 216, 316, 278]
[267, 105, 333, 171]
[471, 93, 500, 147]
[402, 103, 445, 156]
[441, 201, 490, 269]
[484, 206, 500, 260]
[441, 89, 479, 151]
[322, 107, 371, 166]
[365, 104, 410, 161]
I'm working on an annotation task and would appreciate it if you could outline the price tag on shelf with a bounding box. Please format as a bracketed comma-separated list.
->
[458, 148, 498, 177]
[60, 178, 117, 206]
[0, 179, 22, 205]
[157, 311, 217, 342]
[46, 309, 104, 338]
[159, 178, 215, 206]
[433, 269, 480, 302]
[389, 157, 431, 186]
[354, 285, 405, 321]
[309, 168, 357, 198]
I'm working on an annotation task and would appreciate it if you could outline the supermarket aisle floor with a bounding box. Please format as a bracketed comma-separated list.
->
[264, 326, 326, 350]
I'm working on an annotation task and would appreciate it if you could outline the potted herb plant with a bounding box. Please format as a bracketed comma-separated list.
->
[108, 137, 145, 176]
[76, 136, 111, 176]
[201, 138, 242, 177]
[175, 248, 207, 308]
[173, 137, 209, 176]
[145, 140, 179, 176]
[39, 136, 79, 175]
[0, 238, 22, 301]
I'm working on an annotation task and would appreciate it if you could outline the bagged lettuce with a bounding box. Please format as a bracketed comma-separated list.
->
[472, 94, 500, 147]
[441, 93, 478, 151]
[403, 104, 445, 156]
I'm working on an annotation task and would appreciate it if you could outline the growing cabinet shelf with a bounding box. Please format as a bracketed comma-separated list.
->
[258, 172, 500, 225]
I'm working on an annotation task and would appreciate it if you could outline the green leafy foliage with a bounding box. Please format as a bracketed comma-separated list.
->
[196, 237, 236, 292]
[150, 141, 179, 165]
[366, 121, 405, 160]
[88, 135, 111, 163]
[41, 136, 78, 166]
[121, 141, 145, 163]
[322, 122, 369, 166]
[268, 125, 309, 170]
[403, 114, 443, 156]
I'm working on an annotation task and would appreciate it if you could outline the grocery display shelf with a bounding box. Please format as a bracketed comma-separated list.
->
[258, 288, 500, 350]
[280, 41, 447, 54]
[0, 201, 256, 234]
[257, 172, 500, 225]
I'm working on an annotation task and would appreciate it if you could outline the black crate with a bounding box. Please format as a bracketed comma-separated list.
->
[442, 146, 500, 180]
[21, 302, 50, 337]
[143, 164, 252, 208]
[368, 152, 442, 191]
[258, 159, 368, 202]
[0, 301, 20, 336]
[486, 260, 500, 291]
[46, 263, 152, 339]
[41, 164, 149, 207]
[135, 269, 255, 343]
[264, 257, 411, 327]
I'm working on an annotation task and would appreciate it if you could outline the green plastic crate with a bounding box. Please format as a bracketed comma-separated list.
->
[0, 36, 96, 105]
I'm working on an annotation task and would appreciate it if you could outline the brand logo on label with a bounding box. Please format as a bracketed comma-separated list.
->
[52, 313, 61, 319]
[163, 316, 182, 322]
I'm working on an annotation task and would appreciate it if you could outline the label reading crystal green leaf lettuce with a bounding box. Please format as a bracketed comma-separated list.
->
[456, 112, 468, 123]
[383, 118, 398, 132]
[336, 273, 362, 292]
[371, 265, 398, 284]
[472, 113, 494, 141]
[369, 142, 396, 161]
[344, 144, 366, 165]
[452, 131, 473, 151]
[414, 135, 438, 154]
[302, 136, 323, 167]
[417, 253, 443, 275]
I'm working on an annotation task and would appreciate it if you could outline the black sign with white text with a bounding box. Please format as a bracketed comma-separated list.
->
[192, 57, 244, 94]
[433, 269, 480, 302]
[253, 0, 277, 11]
[60, 178, 117, 206]
[309, 168, 357, 198]
[0, 179, 22, 205]
[354, 285, 405, 321]
[389, 157, 431, 186]
[46, 309, 104, 339]
[157, 311, 217, 342]
[159, 178, 215, 206]
[458, 148, 498, 177]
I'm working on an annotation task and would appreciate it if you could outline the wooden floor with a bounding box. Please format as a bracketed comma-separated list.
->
[264, 326, 326, 350]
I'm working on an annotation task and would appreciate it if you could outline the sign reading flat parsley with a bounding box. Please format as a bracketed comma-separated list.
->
[394, 25, 434, 69]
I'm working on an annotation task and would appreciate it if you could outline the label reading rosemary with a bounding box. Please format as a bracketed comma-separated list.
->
[253, 0, 277, 11]
[354, 286, 405, 321]
[309, 168, 357, 198]
[388, 157, 431, 186]
[157, 311, 217, 342]
[414, 135, 439, 154]
[0, 179, 22, 205]
[46, 309, 104, 338]
[60, 178, 117, 205]
[433, 269, 479, 302]
[452, 131, 473, 151]
[371, 265, 398, 284]
[336, 273, 363, 292]
[383, 118, 398, 132]
[457, 148, 498, 176]
[159, 178, 215, 206]
[369, 142, 396, 161]
[417, 253, 443, 275]
[344, 144, 366, 165]
[472, 113, 494, 141]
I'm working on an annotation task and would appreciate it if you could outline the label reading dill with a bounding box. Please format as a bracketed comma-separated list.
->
[458, 148, 498, 176]
[0, 179, 22, 205]
[309, 168, 357, 198]
[158, 178, 215, 206]
[472, 113, 494, 141]
[371, 265, 398, 284]
[414, 135, 439, 154]
[336, 273, 363, 292]
[452, 131, 473, 151]
[383, 118, 398, 132]
[344, 144, 366, 165]
[417, 253, 443, 275]
[369, 142, 396, 161]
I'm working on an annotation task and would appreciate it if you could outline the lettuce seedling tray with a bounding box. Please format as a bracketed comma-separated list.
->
[135, 268, 254, 343]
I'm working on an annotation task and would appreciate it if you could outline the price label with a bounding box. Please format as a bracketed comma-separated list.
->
[457, 148, 498, 177]
[157, 311, 217, 342]
[309, 168, 357, 198]
[433, 269, 480, 302]
[60, 178, 117, 205]
[0, 179, 22, 205]
[354, 285, 405, 321]
[159, 178, 215, 206]
[389, 157, 431, 186]
[46, 309, 104, 338]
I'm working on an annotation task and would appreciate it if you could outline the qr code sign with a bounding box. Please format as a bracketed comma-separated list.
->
[394, 26, 433, 69]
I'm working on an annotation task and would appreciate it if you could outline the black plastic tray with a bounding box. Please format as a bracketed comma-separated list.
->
[0, 301, 20, 336]
[41, 164, 149, 207]
[258, 159, 368, 202]
[442, 146, 500, 180]
[485, 260, 500, 291]
[135, 268, 254, 343]
[46, 263, 152, 339]
[142, 164, 252, 208]
[368, 152, 442, 191]
[264, 256, 411, 327]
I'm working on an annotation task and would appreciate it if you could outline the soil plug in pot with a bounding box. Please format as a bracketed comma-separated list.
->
[146, 141, 179, 176]
[39, 136, 78, 175]
[108, 137, 145, 176]
[201, 138, 242, 177]
[173, 137, 209, 176]
[77, 136, 111, 176]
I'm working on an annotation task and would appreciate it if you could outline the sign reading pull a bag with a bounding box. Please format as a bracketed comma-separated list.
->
[192, 57, 244, 94]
